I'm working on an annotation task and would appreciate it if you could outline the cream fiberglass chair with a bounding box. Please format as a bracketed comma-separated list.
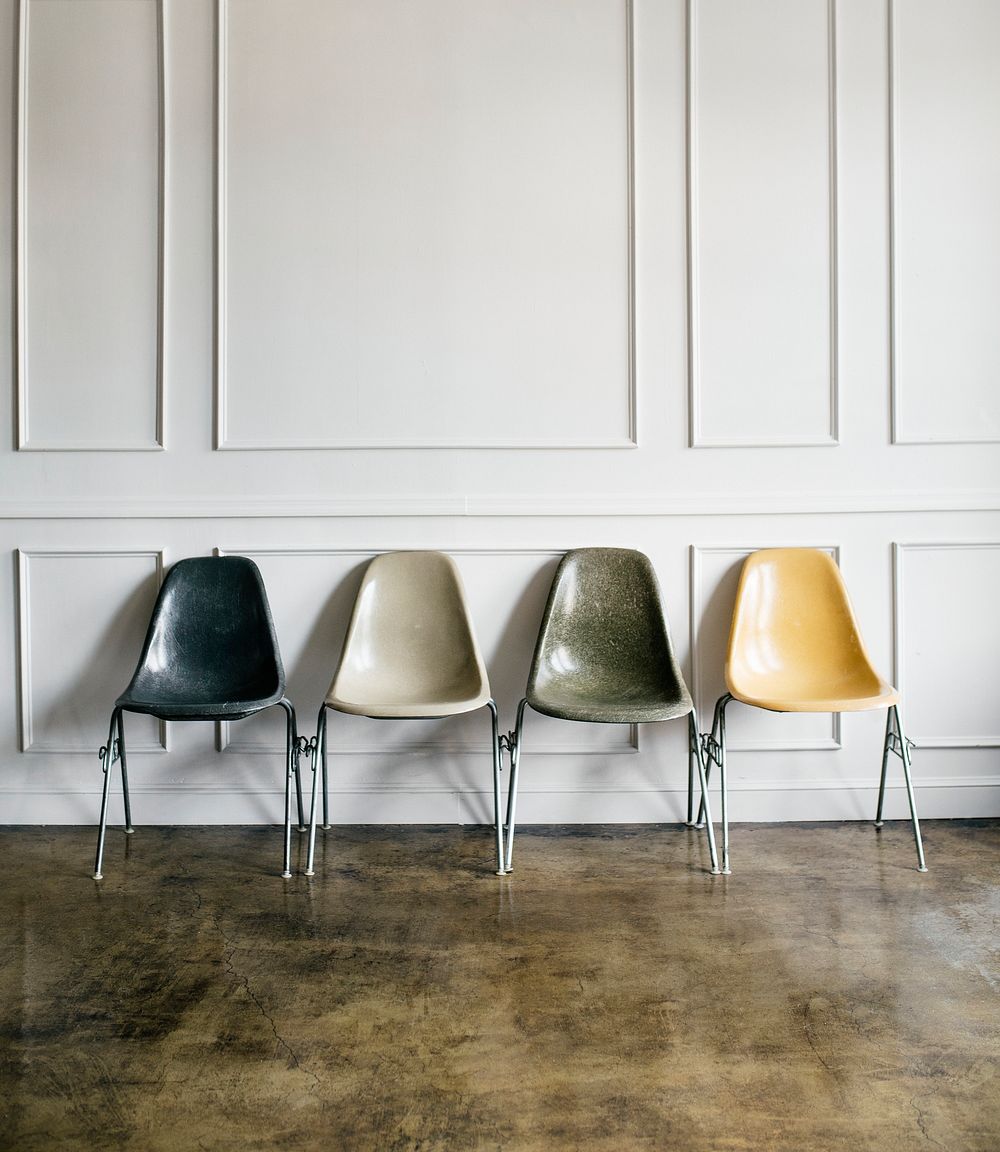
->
[503, 548, 720, 875]
[304, 551, 505, 875]
[702, 548, 926, 875]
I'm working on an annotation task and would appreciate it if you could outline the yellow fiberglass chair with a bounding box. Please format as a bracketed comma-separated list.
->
[304, 551, 505, 876]
[702, 548, 926, 875]
[503, 548, 720, 875]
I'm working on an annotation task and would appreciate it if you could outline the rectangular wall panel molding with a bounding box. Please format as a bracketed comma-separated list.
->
[689, 545, 841, 750]
[893, 543, 1000, 746]
[215, 0, 635, 450]
[214, 547, 639, 755]
[16, 0, 164, 451]
[890, 0, 1000, 444]
[688, 0, 838, 448]
[17, 550, 166, 753]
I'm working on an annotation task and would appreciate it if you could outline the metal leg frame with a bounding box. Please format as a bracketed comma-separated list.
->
[305, 705, 328, 877]
[276, 698, 305, 879]
[501, 698, 528, 874]
[94, 707, 132, 880]
[487, 700, 507, 876]
[305, 701, 506, 878]
[875, 704, 927, 872]
[700, 695, 732, 875]
[689, 712, 721, 875]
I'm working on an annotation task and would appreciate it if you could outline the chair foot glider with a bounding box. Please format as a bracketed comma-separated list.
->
[93, 556, 304, 880]
[694, 549, 927, 876]
[303, 551, 506, 878]
[501, 549, 720, 877]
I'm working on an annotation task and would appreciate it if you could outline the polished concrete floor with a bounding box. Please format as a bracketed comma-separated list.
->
[1, 820, 998, 1151]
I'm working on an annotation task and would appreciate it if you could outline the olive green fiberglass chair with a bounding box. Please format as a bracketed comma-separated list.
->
[702, 548, 926, 875]
[503, 548, 720, 874]
[305, 551, 505, 876]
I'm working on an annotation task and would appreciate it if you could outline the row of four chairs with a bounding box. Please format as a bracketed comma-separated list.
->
[92, 548, 926, 880]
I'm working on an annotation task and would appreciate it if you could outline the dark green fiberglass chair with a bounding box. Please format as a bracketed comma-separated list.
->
[502, 548, 719, 874]
[92, 556, 304, 880]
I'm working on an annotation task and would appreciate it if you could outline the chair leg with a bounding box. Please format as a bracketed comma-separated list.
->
[487, 700, 506, 876]
[276, 699, 297, 878]
[117, 708, 134, 834]
[689, 713, 720, 875]
[876, 705, 928, 873]
[687, 723, 696, 826]
[294, 724, 306, 834]
[321, 706, 330, 830]
[93, 708, 123, 880]
[305, 705, 327, 878]
[503, 699, 528, 874]
[704, 695, 732, 875]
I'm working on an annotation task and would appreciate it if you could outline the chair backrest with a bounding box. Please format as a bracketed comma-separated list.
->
[726, 549, 883, 701]
[330, 551, 489, 708]
[124, 556, 284, 706]
[527, 548, 689, 710]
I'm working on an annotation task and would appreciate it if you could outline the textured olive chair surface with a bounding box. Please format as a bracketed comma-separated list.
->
[93, 556, 304, 880]
[306, 551, 504, 875]
[704, 548, 926, 873]
[504, 548, 719, 874]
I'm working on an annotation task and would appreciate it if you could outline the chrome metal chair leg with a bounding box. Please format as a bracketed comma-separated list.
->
[487, 700, 506, 875]
[320, 707, 330, 830]
[305, 705, 326, 877]
[116, 708, 134, 834]
[294, 734, 307, 834]
[875, 708, 892, 828]
[93, 709, 121, 880]
[879, 705, 927, 872]
[686, 721, 696, 826]
[690, 713, 720, 874]
[503, 699, 528, 873]
[704, 695, 732, 874]
[277, 699, 296, 878]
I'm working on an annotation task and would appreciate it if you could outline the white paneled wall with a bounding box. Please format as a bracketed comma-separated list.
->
[0, 0, 997, 826]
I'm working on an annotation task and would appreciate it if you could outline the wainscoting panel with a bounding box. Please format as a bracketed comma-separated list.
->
[217, 0, 634, 449]
[893, 543, 1000, 747]
[890, 0, 1000, 443]
[688, 0, 837, 447]
[16, 0, 162, 450]
[16, 549, 164, 753]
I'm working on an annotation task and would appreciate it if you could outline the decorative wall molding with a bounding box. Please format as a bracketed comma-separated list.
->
[15, 0, 165, 451]
[16, 549, 167, 753]
[888, 0, 1000, 445]
[689, 544, 841, 750]
[892, 542, 1000, 747]
[687, 0, 839, 449]
[214, 0, 636, 450]
[214, 546, 639, 755]
[3, 490, 1000, 521]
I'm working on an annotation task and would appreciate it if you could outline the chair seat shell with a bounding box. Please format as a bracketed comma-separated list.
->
[325, 551, 491, 718]
[725, 548, 898, 713]
[116, 556, 285, 721]
[526, 548, 693, 724]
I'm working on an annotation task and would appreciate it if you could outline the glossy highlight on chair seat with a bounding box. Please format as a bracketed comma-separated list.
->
[325, 551, 491, 719]
[725, 548, 897, 712]
[526, 548, 694, 724]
